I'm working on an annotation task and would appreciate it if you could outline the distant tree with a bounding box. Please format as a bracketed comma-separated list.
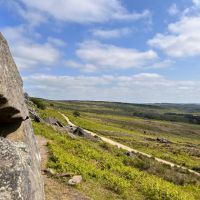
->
[73, 111, 80, 117]
[30, 97, 46, 110]
[50, 103, 54, 107]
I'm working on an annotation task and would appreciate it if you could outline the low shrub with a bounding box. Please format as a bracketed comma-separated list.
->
[30, 97, 46, 110]
[73, 111, 80, 117]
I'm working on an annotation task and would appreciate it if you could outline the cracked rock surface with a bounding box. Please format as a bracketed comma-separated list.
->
[0, 33, 44, 200]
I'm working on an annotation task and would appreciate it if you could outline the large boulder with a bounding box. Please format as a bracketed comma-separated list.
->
[73, 127, 88, 137]
[0, 33, 27, 123]
[0, 33, 44, 200]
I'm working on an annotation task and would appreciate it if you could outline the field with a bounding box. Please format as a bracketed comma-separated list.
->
[33, 99, 200, 199]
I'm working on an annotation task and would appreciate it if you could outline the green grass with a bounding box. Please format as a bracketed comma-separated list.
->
[30, 99, 200, 199]
[61, 110, 200, 171]
[33, 100, 200, 171]
[33, 122, 200, 200]
[38, 108, 67, 125]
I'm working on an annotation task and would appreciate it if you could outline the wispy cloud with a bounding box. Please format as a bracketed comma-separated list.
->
[91, 27, 133, 39]
[23, 73, 200, 103]
[72, 40, 158, 72]
[193, 0, 200, 7]
[8, 0, 151, 25]
[2, 26, 64, 69]
[168, 3, 179, 16]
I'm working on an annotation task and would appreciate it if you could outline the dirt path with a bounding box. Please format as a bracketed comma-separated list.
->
[60, 113, 200, 177]
[36, 135, 90, 200]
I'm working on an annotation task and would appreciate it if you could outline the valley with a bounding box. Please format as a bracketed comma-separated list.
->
[32, 99, 200, 200]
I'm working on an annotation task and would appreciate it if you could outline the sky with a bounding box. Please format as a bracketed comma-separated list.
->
[0, 0, 200, 103]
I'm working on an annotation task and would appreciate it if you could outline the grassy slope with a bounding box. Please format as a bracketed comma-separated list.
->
[42, 100, 200, 170]
[33, 122, 200, 200]
[33, 100, 200, 199]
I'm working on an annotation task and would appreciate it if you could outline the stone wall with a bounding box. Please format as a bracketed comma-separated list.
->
[0, 33, 45, 200]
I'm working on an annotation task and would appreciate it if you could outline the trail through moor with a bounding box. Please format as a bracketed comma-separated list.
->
[60, 113, 200, 177]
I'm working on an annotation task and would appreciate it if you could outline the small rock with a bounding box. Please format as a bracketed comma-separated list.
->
[45, 117, 63, 127]
[68, 175, 82, 185]
[125, 151, 136, 157]
[94, 135, 101, 141]
[156, 137, 171, 144]
[73, 127, 87, 137]
[29, 110, 42, 122]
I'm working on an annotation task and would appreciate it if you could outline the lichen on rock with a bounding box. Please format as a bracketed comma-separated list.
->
[0, 32, 44, 200]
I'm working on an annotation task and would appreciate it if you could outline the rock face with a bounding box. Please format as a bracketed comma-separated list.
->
[0, 33, 27, 123]
[0, 33, 44, 200]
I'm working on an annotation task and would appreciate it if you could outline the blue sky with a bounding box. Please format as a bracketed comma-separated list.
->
[1, 0, 200, 103]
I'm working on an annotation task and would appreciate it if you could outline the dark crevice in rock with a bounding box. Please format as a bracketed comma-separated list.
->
[0, 107, 22, 123]
[0, 121, 22, 137]
[0, 95, 8, 106]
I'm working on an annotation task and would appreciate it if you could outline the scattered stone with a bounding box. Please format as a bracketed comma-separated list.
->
[29, 110, 42, 122]
[125, 151, 136, 157]
[45, 117, 64, 127]
[93, 135, 102, 141]
[156, 137, 171, 144]
[64, 125, 77, 133]
[72, 127, 101, 142]
[68, 175, 82, 186]
[73, 127, 88, 137]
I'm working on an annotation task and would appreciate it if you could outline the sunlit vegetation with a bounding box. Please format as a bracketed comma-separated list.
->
[61, 110, 200, 171]
[32, 100, 200, 199]
[30, 97, 46, 110]
[38, 108, 67, 125]
[33, 122, 200, 200]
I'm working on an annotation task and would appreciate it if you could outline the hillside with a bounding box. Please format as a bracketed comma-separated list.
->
[31, 99, 200, 200]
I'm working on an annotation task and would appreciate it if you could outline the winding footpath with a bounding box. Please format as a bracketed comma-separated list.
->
[60, 113, 200, 177]
[36, 135, 90, 200]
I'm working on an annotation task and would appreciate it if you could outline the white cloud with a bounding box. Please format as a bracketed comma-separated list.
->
[23, 73, 200, 103]
[65, 60, 98, 73]
[13, 0, 151, 24]
[47, 37, 66, 47]
[149, 1, 200, 58]
[92, 27, 133, 39]
[65, 60, 83, 69]
[149, 59, 174, 69]
[168, 3, 179, 16]
[148, 16, 200, 57]
[193, 0, 200, 6]
[75, 41, 158, 71]
[2, 26, 63, 69]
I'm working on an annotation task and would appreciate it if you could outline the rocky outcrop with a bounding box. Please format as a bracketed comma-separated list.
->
[0, 33, 44, 200]
[45, 117, 63, 127]
[0, 33, 27, 123]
